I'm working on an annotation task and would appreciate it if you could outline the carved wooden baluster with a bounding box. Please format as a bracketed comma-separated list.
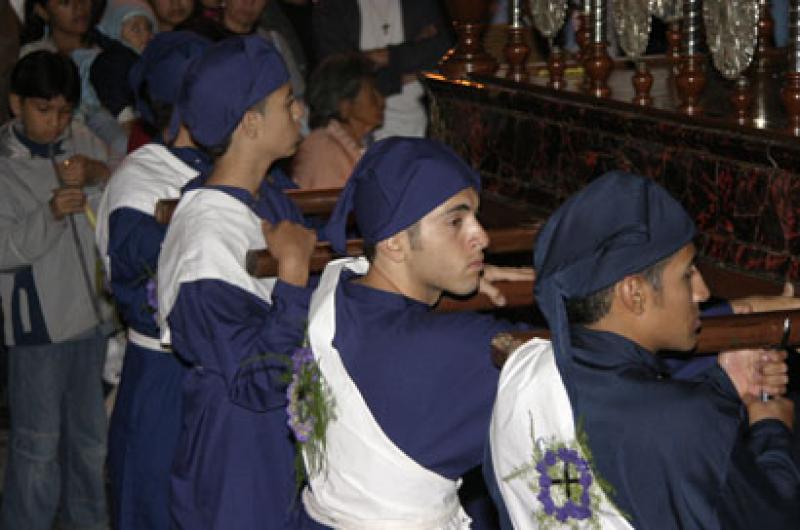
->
[439, 0, 498, 78]
[756, 0, 775, 66]
[549, 46, 566, 88]
[633, 61, 654, 105]
[505, 0, 530, 81]
[730, 77, 754, 125]
[675, 0, 705, 115]
[576, 1, 592, 63]
[782, 0, 800, 135]
[585, 0, 613, 97]
[667, 23, 682, 74]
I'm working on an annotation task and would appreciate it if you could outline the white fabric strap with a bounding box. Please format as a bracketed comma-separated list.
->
[302, 257, 470, 529]
[127, 327, 171, 353]
[303, 488, 468, 530]
[490, 340, 634, 529]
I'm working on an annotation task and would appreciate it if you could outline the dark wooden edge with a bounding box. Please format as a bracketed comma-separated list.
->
[154, 199, 176, 225]
[491, 309, 800, 368]
[155, 189, 343, 225]
[696, 258, 799, 299]
[284, 188, 341, 215]
[155, 190, 543, 228]
[245, 225, 540, 277]
[436, 280, 534, 312]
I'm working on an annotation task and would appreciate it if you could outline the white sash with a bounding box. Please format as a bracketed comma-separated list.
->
[302, 257, 471, 530]
[127, 327, 170, 353]
[96, 143, 198, 279]
[157, 188, 276, 345]
[490, 340, 634, 529]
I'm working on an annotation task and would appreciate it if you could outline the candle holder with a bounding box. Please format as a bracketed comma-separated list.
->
[782, 0, 800, 135]
[504, 0, 531, 81]
[614, 0, 654, 106]
[676, 0, 706, 114]
[585, 0, 613, 97]
[440, 0, 498, 78]
[703, 0, 758, 123]
[529, 0, 569, 89]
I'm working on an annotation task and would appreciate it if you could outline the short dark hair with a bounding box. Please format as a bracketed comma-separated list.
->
[362, 221, 421, 263]
[565, 255, 669, 325]
[11, 51, 81, 106]
[307, 53, 375, 130]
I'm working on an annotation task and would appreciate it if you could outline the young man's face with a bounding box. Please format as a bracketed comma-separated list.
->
[403, 187, 489, 303]
[223, 0, 267, 34]
[10, 95, 73, 144]
[639, 243, 710, 352]
[148, 0, 193, 30]
[36, 0, 91, 36]
[255, 82, 303, 160]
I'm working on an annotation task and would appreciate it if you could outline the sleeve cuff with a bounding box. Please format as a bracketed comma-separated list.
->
[272, 279, 313, 306]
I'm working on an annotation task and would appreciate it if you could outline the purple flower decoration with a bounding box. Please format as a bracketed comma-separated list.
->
[534, 445, 594, 522]
[146, 278, 158, 309]
[286, 348, 317, 443]
[145, 277, 158, 324]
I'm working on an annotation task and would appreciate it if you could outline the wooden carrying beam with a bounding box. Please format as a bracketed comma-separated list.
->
[245, 224, 540, 277]
[490, 309, 800, 367]
[155, 188, 343, 225]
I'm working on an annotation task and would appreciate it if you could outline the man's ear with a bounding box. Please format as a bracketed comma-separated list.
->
[239, 109, 261, 140]
[616, 275, 647, 316]
[9, 94, 22, 118]
[377, 233, 408, 264]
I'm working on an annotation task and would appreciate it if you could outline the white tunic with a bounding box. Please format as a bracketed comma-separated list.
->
[157, 188, 276, 345]
[302, 257, 471, 529]
[489, 339, 634, 529]
[95, 143, 199, 280]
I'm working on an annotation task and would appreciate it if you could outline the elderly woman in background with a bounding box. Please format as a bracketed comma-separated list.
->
[292, 52, 384, 190]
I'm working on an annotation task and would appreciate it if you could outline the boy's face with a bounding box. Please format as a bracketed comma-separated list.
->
[121, 15, 154, 53]
[252, 82, 303, 160]
[10, 95, 73, 144]
[36, 0, 91, 36]
[402, 187, 489, 303]
[148, 0, 193, 30]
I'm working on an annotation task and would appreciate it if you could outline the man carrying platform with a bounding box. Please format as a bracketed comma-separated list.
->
[95, 31, 212, 530]
[300, 137, 534, 528]
[487, 171, 800, 529]
[157, 35, 317, 529]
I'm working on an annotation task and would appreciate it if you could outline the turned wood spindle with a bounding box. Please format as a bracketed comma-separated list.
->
[675, 0, 705, 115]
[548, 46, 566, 89]
[632, 61, 653, 105]
[730, 76, 753, 125]
[666, 20, 682, 69]
[576, 1, 592, 63]
[504, 0, 530, 81]
[756, 0, 775, 61]
[440, 0, 498, 78]
[782, 0, 800, 135]
[585, 0, 613, 98]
